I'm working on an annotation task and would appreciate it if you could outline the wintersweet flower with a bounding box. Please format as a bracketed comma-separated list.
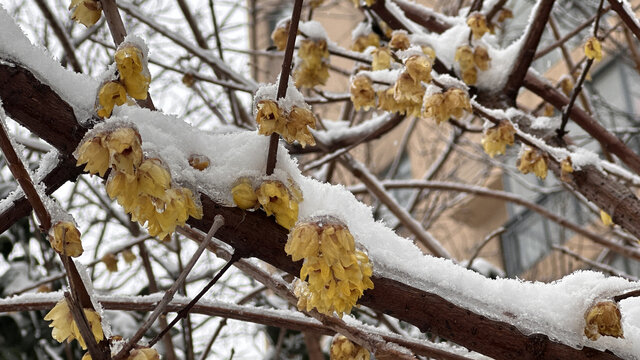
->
[256, 180, 300, 230]
[115, 45, 150, 100]
[600, 210, 613, 227]
[350, 74, 376, 111]
[294, 39, 330, 88]
[584, 37, 603, 62]
[285, 106, 317, 147]
[443, 88, 471, 118]
[104, 127, 143, 176]
[256, 100, 287, 136]
[517, 147, 547, 180]
[473, 45, 491, 71]
[405, 55, 432, 83]
[352, 32, 380, 53]
[389, 30, 410, 50]
[188, 154, 210, 171]
[467, 13, 489, 39]
[106, 171, 139, 210]
[145, 187, 202, 239]
[49, 221, 84, 257]
[377, 87, 398, 113]
[481, 121, 515, 157]
[371, 46, 391, 71]
[232, 178, 259, 210]
[423, 93, 448, 123]
[122, 249, 136, 264]
[497, 8, 514, 22]
[69, 0, 102, 27]
[330, 335, 370, 360]
[393, 72, 425, 103]
[137, 158, 172, 198]
[44, 299, 104, 350]
[286, 219, 374, 316]
[584, 301, 623, 340]
[422, 45, 436, 60]
[561, 157, 574, 181]
[560, 77, 573, 97]
[96, 81, 127, 118]
[271, 21, 289, 51]
[76, 135, 109, 177]
[128, 348, 160, 360]
[102, 253, 118, 272]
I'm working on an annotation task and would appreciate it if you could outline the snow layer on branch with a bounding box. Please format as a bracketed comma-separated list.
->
[0, 5, 97, 122]
[101, 104, 640, 358]
[298, 21, 328, 40]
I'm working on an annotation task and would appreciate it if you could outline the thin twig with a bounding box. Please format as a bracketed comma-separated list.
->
[557, 58, 593, 137]
[552, 245, 637, 281]
[266, 0, 304, 175]
[467, 227, 505, 270]
[33, 0, 82, 73]
[64, 291, 107, 360]
[112, 216, 224, 360]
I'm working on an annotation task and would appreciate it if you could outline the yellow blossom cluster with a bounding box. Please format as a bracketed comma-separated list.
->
[352, 32, 380, 53]
[271, 21, 290, 51]
[455, 45, 491, 85]
[255, 100, 317, 147]
[75, 127, 203, 239]
[49, 221, 84, 257]
[96, 44, 150, 118]
[517, 147, 547, 180]
[467, 13, 490, 39]
[286, 219, 374, 316]
[330, 335, 370, 360]
[584, 301, 623, 340]
[423, 88, 471, 124]
[69, 0, 102, 27]
[481, 121, 515, 157]
[232, 179, 301, 230]
[389, 30, 410, 50]
[371, 46, 391, 71]
[350, 75, 376, 111]
[584, 37, 603, 62]
[294, 39, 330, 88]
[44, 299, 104, 350]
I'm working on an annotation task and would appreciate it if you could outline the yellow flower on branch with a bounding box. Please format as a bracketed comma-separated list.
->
[294, 39, 330, 89]
[137, 158, 172, 199]
[75, 135, 110, 177]
[482, 121, 515, 157]
[271, 21, 290, 51]
[584, 301, 623, 340]
[104, 127, 143, 176]
[371, 46, 391, 71]
[423, 93, 447, 124]
[128, 348, 161, 360]
[405, 55, 432, 83]
[561, 157, 574, 181]
[422, 46, 436, 60]
[44, 299, 104, 350]
[115, 45, 151, 100]
[393, 72, 425, 103]
[102, 253, 118, 272]
[517, 147, 547, 180]
[584, 37, 603, 62]
[122, 249, 136, 264]
[232, 178, 259, 210]
[69, 0, 102, 27]
[96, 81, 127, 118]
[330, 335, 370, 360]
[600, 210, 613, 227]
[285, 106, 317, 147]
[455, 45, 475, 70]
[473, 45, 491, 71]
[350, 74, 376, 111]
[467, 13, 489, 39]
[106, 171, 139, 210]
[287, 219, 374, 316]
[256, 100, 287, 136]
[256, 180, 300, 230]
[352, 33, 380, 53]
[497, 8, 513, 23]
[49, 221, 84, 257]
[146, 187, 202, 239]
[443, 88, 471, 119]
[389, 30, 410, 50]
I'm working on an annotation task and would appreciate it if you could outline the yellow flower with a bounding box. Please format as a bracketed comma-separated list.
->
[128, 348, 160, 360]
[600, 210, 613, 227]
[443, 88, 471, 119]
[389, 30, 410, 50]
[49, 221, 84, 257]
[467, 13, 489, 39]
[96, 81, 127, 118]
[285, 106, 317, 147]
[271, 21, 289, 51]
[188, 154, 210, 171]
[482, 121, 515, 157]
[560, 77, 573, 97]
[122, 249, 136, 264]
[44, 299, 104, 350]
[330, 335, 370, 360]
[69, 0, 102, 27]
[561, 157, 573, 181]
[377, 87, 398, 113]
[422, 45, 436, 60]
[393, 72, 425, 103]
[584, 301, 623, 340]
[102, 253, 118, 272]
[423, 93, 448, 124]
[256, 180, 300, 230]
[137, 158, 172, 198]
[287, 220, 374, 316]
[294, 39, 330, 89]
[351, 0, 375, 7]
[350, 75, 376, 111]
[256, 100, 287, 136]
[474, 46, 491, 71]
[146, 187, 203, 239]
[104, 127, 143, 176]
[352, 32, 380, 53]
[115, 45, 150, 100]
[455, 45, 475, 71]
[232, 178, 259, 209]
[461, 67, 477, 85]
[543, 104, 555, 117]
[76, 135, 110, 177]
[517, 147, 547, 180]
[106, 171, 139, 210]
[371, 47, 391, 71]
[405, 55, 432, 83]
[584, 37, 602, 62]
[497, 8, 513, 23]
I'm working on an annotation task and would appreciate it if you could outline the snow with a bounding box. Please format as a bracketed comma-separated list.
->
[0, 5, 97, 123]
[253, 76, 309, 113]
[351, 21, 372, 40]
[298, 21, 328, 40]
